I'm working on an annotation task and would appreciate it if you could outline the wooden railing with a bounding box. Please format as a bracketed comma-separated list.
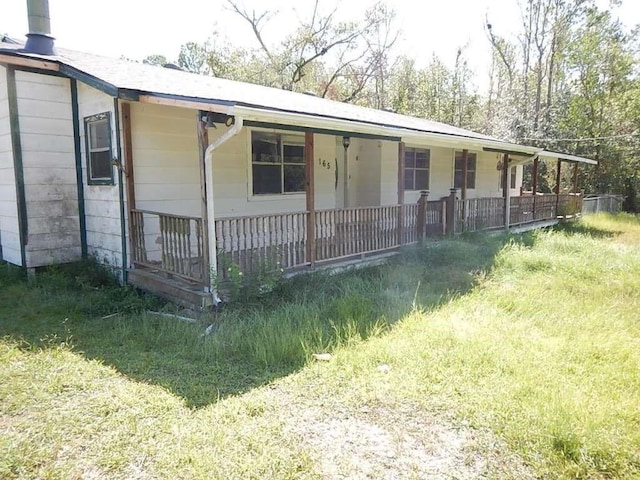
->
[455, 197, 505, 233]
[130, 209, 205, 283]
[214, 212, 308, 279]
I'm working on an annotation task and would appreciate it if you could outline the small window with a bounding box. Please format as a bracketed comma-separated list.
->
[500, 166, 517, 189]
[252, 131, 305, 195]
[85, 112, 113, 185]
[454, 151, 477, 189]
[404, 147, 430, 190]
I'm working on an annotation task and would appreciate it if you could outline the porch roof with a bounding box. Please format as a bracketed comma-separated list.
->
[0, 40, 595, 163]
[539, 150, 599, 165]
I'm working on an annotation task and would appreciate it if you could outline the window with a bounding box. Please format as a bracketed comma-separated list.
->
[500, 166, 517, 189]
[85, 112, 113, 185]
[404, 147, 430, 190]
[454, 151, 477, 189]
[251, 131, 305, 195]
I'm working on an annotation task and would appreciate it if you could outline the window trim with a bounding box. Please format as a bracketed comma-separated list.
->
[453, 150, 477, 190]
[249, 129, 307, 197]
[403, 146, 430, 191]
[84, 111, 114, 186]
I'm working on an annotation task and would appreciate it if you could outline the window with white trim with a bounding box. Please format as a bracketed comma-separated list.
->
[85, 112, 113, 185]
[500, 166, 517, 189]
[404, 147, 430, 190]
[454, 151, 477, 189]
[251, 131, 305, 195]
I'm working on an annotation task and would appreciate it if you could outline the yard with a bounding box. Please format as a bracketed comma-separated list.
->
[1, 213, 639, 479]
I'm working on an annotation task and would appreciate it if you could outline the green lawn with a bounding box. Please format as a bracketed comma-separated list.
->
[1, 213, 639, 479]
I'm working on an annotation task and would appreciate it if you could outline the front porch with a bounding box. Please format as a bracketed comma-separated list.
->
[126, 192, 582, 306]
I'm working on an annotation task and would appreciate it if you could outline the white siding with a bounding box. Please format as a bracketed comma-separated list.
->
[14, 71, 81, 267]
[0, 66, 21, 265]
[211, 127, 336, 217]
[78, 83, 122, 271]
[355, 139, 382, 207]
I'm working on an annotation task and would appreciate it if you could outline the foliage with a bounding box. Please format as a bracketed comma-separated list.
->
[1, 215, 640, 478]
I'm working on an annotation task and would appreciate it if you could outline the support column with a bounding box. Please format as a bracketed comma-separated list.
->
[197, 113, 210, 288]
[305, 132, 316, 266]
[446, 188, 457, 235]
[461, 149, 469, 227]
[417, 190, 429, 241]
[572, 162, 579, 193]
[121, 103, 137, 269]
[532, 157, 539, 218]
[502, 154, 510, 230]
[397, 142, 405, 245]
[555, 159, 562, 216]
[343, 136, 350, 208]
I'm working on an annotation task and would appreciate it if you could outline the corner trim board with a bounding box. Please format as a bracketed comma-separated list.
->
[6, 66, 28, 267]
[71, 78, 88, 258]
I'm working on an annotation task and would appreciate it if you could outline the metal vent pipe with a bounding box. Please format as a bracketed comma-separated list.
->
[24, 0, 55, 55]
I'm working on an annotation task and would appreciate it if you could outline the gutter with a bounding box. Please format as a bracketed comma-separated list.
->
[204, 116, 244, 302]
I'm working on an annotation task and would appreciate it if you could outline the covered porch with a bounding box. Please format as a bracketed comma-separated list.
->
[121, 103, 591, 306]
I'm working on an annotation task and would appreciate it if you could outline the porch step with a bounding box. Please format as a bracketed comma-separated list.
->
[127, 268, 213, 309]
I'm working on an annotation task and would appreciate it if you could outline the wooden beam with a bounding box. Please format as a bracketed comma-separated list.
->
[305, 132, 316, 266]
[502, 153, 509, 199]
[572, 162, 579, 193]
[397, 142, 405, 245]
[197, 113, 211, 288]
[532, 157, 539, 218]
[397, 142, 405, 205]
[461, 149, 469, 201]
[121, 103, 136, 274]
[555, 159, 562, 216]
[138, 95, 233, 114]
[0, 54, 59, 71]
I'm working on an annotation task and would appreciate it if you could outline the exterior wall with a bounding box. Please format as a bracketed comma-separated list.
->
[355, 139, 382, 207]
[211, 126, 337, 217]
[0, 66, 21, 265]
[77, 83, 122, 271]
[14, 70, 81, 267]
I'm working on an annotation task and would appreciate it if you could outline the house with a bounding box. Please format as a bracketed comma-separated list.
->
[0, 2, 597, 306]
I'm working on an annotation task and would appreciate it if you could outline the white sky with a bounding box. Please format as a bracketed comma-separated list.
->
[2, 0, 639, 93]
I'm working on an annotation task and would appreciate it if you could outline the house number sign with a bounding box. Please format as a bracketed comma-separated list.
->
[317, 158, 332, 170]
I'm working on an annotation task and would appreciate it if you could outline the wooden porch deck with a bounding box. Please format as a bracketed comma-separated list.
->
[126, 193, 582, 306]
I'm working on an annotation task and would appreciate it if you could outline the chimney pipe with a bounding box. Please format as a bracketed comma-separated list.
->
[24, 0, 55, 55]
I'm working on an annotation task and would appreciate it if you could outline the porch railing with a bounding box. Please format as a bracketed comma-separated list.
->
[455, 197, 506, 234]
[130, 209, 205, 283]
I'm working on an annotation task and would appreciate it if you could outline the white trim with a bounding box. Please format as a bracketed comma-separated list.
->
[539, 150, 598, 165]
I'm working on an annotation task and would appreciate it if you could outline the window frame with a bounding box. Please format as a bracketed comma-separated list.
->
[250, 130, 306, 196]
[454, 150, 477, 190]
[403, 147, 431, 191]
[84, 112, 114, 186]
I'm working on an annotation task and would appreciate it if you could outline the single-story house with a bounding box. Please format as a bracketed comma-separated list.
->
[0, 2, 596, 306]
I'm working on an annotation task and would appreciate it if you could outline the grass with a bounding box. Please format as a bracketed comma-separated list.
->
[1, 212, 639, 479]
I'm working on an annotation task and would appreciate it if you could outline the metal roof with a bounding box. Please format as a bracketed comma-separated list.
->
[0, 40, 598, 165]
[539, 150, 599, 165]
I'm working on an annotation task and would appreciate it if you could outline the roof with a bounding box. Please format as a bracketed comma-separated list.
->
[539, 150, 598, 165]
[0, 40, 597, 164]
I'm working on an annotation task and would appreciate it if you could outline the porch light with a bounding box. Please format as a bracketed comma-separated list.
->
[342, 136, 351, 149]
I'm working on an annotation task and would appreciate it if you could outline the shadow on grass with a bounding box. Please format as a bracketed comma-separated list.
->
[0, 218, 613, 409]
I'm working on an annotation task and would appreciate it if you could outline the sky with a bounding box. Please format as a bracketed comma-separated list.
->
[2, 0, 639, 93]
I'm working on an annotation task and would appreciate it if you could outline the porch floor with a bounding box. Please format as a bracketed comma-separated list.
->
[128, 266, 213, 309]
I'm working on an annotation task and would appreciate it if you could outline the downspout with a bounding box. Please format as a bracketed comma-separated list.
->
[204, 117, 244, 301]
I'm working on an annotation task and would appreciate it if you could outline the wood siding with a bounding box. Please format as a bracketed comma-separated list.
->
[0, 66, 21, 265]
[77, 83, 122, 271]
[14, 71, 81, 267]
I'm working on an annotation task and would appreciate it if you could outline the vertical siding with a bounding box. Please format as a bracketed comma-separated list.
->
[0, 66, 21, 265]
[14, 71, 81, 267]
[77, 83, 122, 271]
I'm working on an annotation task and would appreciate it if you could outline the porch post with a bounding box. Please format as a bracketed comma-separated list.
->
[197, 113, 211, 288]
[502, 154, 510, 230]
[555, 159, 562, 216]
[532, 157, 539, 218]
[417, 190, 429, 241]
[121, 103, 136, 264]
[446, 188, 457, 235]
[343, 136, 350, 208]
[572, 162, 579, 193]
[461, 149, 468, 225]
[397, 141, 405, 245]
[305, 132, 316, 266]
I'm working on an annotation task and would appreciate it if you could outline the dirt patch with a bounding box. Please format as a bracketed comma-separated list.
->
[270, 388, 535, 479]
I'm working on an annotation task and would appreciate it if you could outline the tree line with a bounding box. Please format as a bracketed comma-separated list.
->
[144, 0, 639, 210]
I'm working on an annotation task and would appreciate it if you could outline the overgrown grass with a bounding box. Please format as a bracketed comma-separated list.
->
[1, 213, 639, 479]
